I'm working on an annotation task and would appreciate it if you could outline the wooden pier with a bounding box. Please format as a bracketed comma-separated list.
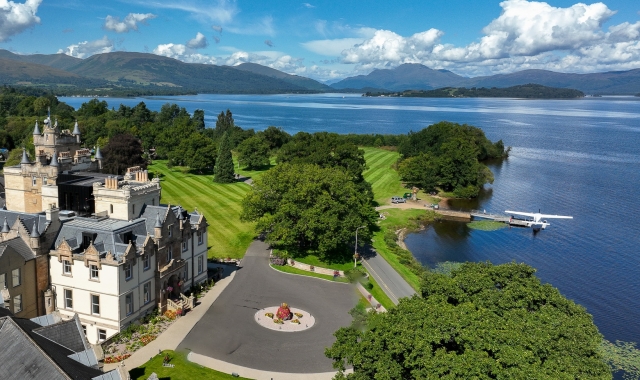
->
[434, 209, 472, 220]
[470, 211, 531, 227]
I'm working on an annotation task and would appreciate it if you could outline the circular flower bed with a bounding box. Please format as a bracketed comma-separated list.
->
[255, 306, 316, 332]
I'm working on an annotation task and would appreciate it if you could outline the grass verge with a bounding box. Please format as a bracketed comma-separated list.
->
[364, 275, 396, 310]
[129, 350, 252, 380]
[149, 161, 255, 259]
[270, 264, 350, 283]
[292, 254, 355, 271]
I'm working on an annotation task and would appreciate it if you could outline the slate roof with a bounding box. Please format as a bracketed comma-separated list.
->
[55, 217, 148, 261]
[0, 210, 49, 239]
[139, 204, 203, 238]
[33, 314, 90, 353]
[0, 316, 104, 380]
[0, 237, 35, 261]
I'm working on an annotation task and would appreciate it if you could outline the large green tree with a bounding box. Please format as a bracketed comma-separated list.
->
[241, 163, 378, 259]
[102, 133, 146, 175]
[327, 262, 611, 379]
[236, 135, 270, 169]
[213, 132, 235, 183]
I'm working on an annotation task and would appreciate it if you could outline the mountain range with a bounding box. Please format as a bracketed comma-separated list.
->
[0, 50, 638, 94]
[331, 63, 640, 94]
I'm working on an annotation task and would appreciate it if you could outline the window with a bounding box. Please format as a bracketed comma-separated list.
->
[12, 268, 20, 287]
[198, 255, 203, 274]
[0, 273, 5, 288]
[132, 204, 135, 215]
[98, 329, 106, 342]
[32, 176, 37, 186]
[197, 231, 203, 245]
[43, 176, 48, 185]
[90, 264, 99, 280]
[124, 263, 132, 280]
[125, 293, 133, 316]
[110, 204, 113, 214]
[63, 260, 72, 275]
[143, 282, 151, 304]
[91, 294, 100, 315]
[81, 325, 87, 336]
[183, 265, 188, 282]
[182, 239, 188, 252]
[167, 246, 173, 261]
[143, 255, 150, 270]
[13, 294, 22, 313]
[168, 226, 172, 237]
[64, 289, 73, 309]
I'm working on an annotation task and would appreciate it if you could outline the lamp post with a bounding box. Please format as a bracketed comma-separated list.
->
[354, 225, 366, 268]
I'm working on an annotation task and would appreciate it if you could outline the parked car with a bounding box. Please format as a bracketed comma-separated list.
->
[391, 196, 406, 204]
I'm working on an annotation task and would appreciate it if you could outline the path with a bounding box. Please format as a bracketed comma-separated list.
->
[360, 246, 416, 305]
[177, 240, 357, 374]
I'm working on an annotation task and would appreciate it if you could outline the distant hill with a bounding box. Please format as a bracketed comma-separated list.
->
[0, 49, 82, 70]
[233, 62, 332, 92]
[0, 57, 108, 88]
[332, 64, 640, 94]
[366, 84, 584, 99]
[332, 63, 468, 92]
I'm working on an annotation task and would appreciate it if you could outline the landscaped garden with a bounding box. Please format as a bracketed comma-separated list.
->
[129, 350, 252, 380]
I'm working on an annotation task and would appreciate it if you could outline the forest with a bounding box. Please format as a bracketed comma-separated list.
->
[365, 84, 585, 99]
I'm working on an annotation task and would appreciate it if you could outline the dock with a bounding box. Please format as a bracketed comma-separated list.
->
[470, 211, 530, 227]
[434, 209, 471, 220]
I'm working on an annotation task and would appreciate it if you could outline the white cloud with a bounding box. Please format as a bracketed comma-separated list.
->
[104, 13, 156, 33]
[212, 25, 223, 33]
[186, 32, 208, 49]
[57, 36, 114, 58]
[153, 43, 217, 64]
[336, 0, 640, 76]
[127, 0, 237, 24]
[302, 3, 315, 8]
[226, 16, 275, 36]
[0, 0, 42, 42]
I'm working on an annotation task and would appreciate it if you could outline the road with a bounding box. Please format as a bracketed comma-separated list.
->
[178, 240, 357, 373]
[361, 246, 417, 304]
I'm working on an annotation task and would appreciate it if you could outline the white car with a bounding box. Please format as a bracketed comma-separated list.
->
[391, 196, 406, 204]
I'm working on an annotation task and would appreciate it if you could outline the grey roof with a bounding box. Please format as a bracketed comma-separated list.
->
[20, 148, 30, 164]
[67, 349, 98, 368]
[92, 370, 125, 380]
[33, 315, 90, 353]
[55, 217, 148, 261]
[140, 204, 201, 237]
[0, 210, 49, 239]
[154, 212, 162, 228]
[50, 150, 59, 167]
[33, 120, 41, 135]
[72, 121, 80, 135]
[94, 145, 103, 160]
[0, 238, 35, 261]
[30, 313, 62, 327]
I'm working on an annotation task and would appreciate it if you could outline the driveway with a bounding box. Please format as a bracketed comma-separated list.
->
[178, 240, 357, 373]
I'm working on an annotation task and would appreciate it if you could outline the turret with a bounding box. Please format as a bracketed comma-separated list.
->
[94, 145, 103, 170]
[72, 120, 81, 143]
[33, 120, 41, 135]
[44, 288, 54, 314]
[154, 212, 163, 238]
[1, 217, 10, 238]
[20, 148, 30, 165]
[50, 150, 59, 170]
[30, 220, 40, 249]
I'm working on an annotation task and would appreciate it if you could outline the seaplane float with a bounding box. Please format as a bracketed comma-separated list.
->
[505, 210, 573, 231]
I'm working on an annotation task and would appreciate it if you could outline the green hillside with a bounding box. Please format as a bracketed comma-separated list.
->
[0, 49, 82, 70]
[234, 62, 332, 92]
[0, 57, 108, 88]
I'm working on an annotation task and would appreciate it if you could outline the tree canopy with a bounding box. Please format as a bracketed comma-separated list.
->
[236, 135, 270, 169]
[326, 262, 611, 380]
[241, 163, 378, 260]
[213, 132, 235, 183]
[102, 133, 146, 175]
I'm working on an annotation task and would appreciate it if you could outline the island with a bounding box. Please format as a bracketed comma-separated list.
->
[364, 83, 585, 99]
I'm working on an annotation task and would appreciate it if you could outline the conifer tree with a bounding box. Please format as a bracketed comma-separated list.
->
[214, 132, 235, 183]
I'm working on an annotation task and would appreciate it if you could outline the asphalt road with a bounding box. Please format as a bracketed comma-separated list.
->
[361, 246, 417, 304]
[178, 240, 357, 373]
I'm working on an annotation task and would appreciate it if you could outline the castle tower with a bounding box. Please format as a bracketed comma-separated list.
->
[93, 167, 161, 221]
[72, 120, 81, 143]
[94, 145, 103, 170]
[30, 221, 40, 250]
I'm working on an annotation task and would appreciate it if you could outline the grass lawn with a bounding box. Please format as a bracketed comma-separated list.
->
[362, 147, 406, 205]
[270, 264, 350, 283]
[364, 275, 396, 310]
[149, 161, 257, 259]
[293, 254, 356, 271]
[129, 350, 252, 380]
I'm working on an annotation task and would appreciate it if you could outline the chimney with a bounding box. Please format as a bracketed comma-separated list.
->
[46, 204, 59, 222]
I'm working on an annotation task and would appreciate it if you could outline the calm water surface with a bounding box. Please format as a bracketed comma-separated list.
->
[61, 94, 640, 343]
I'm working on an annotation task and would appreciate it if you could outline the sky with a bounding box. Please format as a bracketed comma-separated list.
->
[1, 0, 639, 82]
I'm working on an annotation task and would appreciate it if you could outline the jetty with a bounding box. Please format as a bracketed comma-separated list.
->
[432, 207, 530, 227]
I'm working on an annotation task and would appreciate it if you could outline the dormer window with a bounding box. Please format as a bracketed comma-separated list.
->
[43, 176, 48, 185]
[63, 260, 72, 275]
[124, 263, 132, 280]
[197, 231, 203, 245]
[90, 264, 99, 280]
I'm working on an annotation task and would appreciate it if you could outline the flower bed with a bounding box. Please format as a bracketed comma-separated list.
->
[104, 353, 131, 364]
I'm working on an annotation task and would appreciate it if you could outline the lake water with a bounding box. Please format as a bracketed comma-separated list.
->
[60, 94, 640, 343]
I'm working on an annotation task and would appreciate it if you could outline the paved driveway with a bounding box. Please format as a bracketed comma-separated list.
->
[178, 240, 357, 373]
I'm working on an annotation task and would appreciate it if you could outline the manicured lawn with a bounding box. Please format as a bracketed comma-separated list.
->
[129, 350, 252, 380]
[149, 161, 257, 259]
[293, 254, 356, 271]
[270, 264, 350, 283]
[362, 147, 406, 205]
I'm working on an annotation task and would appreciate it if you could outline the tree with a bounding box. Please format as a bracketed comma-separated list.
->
[326, 262, 611, 379]
[241, 163, 378, 260]
[259, 126, 290, 150]
[236, 135, 270, 169]
[102, 133, 146, 175]
[213, 132, 235, 183]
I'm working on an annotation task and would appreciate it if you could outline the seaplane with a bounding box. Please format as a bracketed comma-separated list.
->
[505, 209, 573, 231]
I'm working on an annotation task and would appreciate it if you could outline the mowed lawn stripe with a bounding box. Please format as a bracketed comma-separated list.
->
[149, 162, 256, 259]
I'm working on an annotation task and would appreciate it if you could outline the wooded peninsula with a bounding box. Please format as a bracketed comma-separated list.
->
[365, 83, 585, 99]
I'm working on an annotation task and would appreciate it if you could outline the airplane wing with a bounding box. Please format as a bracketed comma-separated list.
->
[505, 210, 536, 218]
[537, 214, 573, 219]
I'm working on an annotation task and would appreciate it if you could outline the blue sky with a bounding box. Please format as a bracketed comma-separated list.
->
[1, 0, 639, 82]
